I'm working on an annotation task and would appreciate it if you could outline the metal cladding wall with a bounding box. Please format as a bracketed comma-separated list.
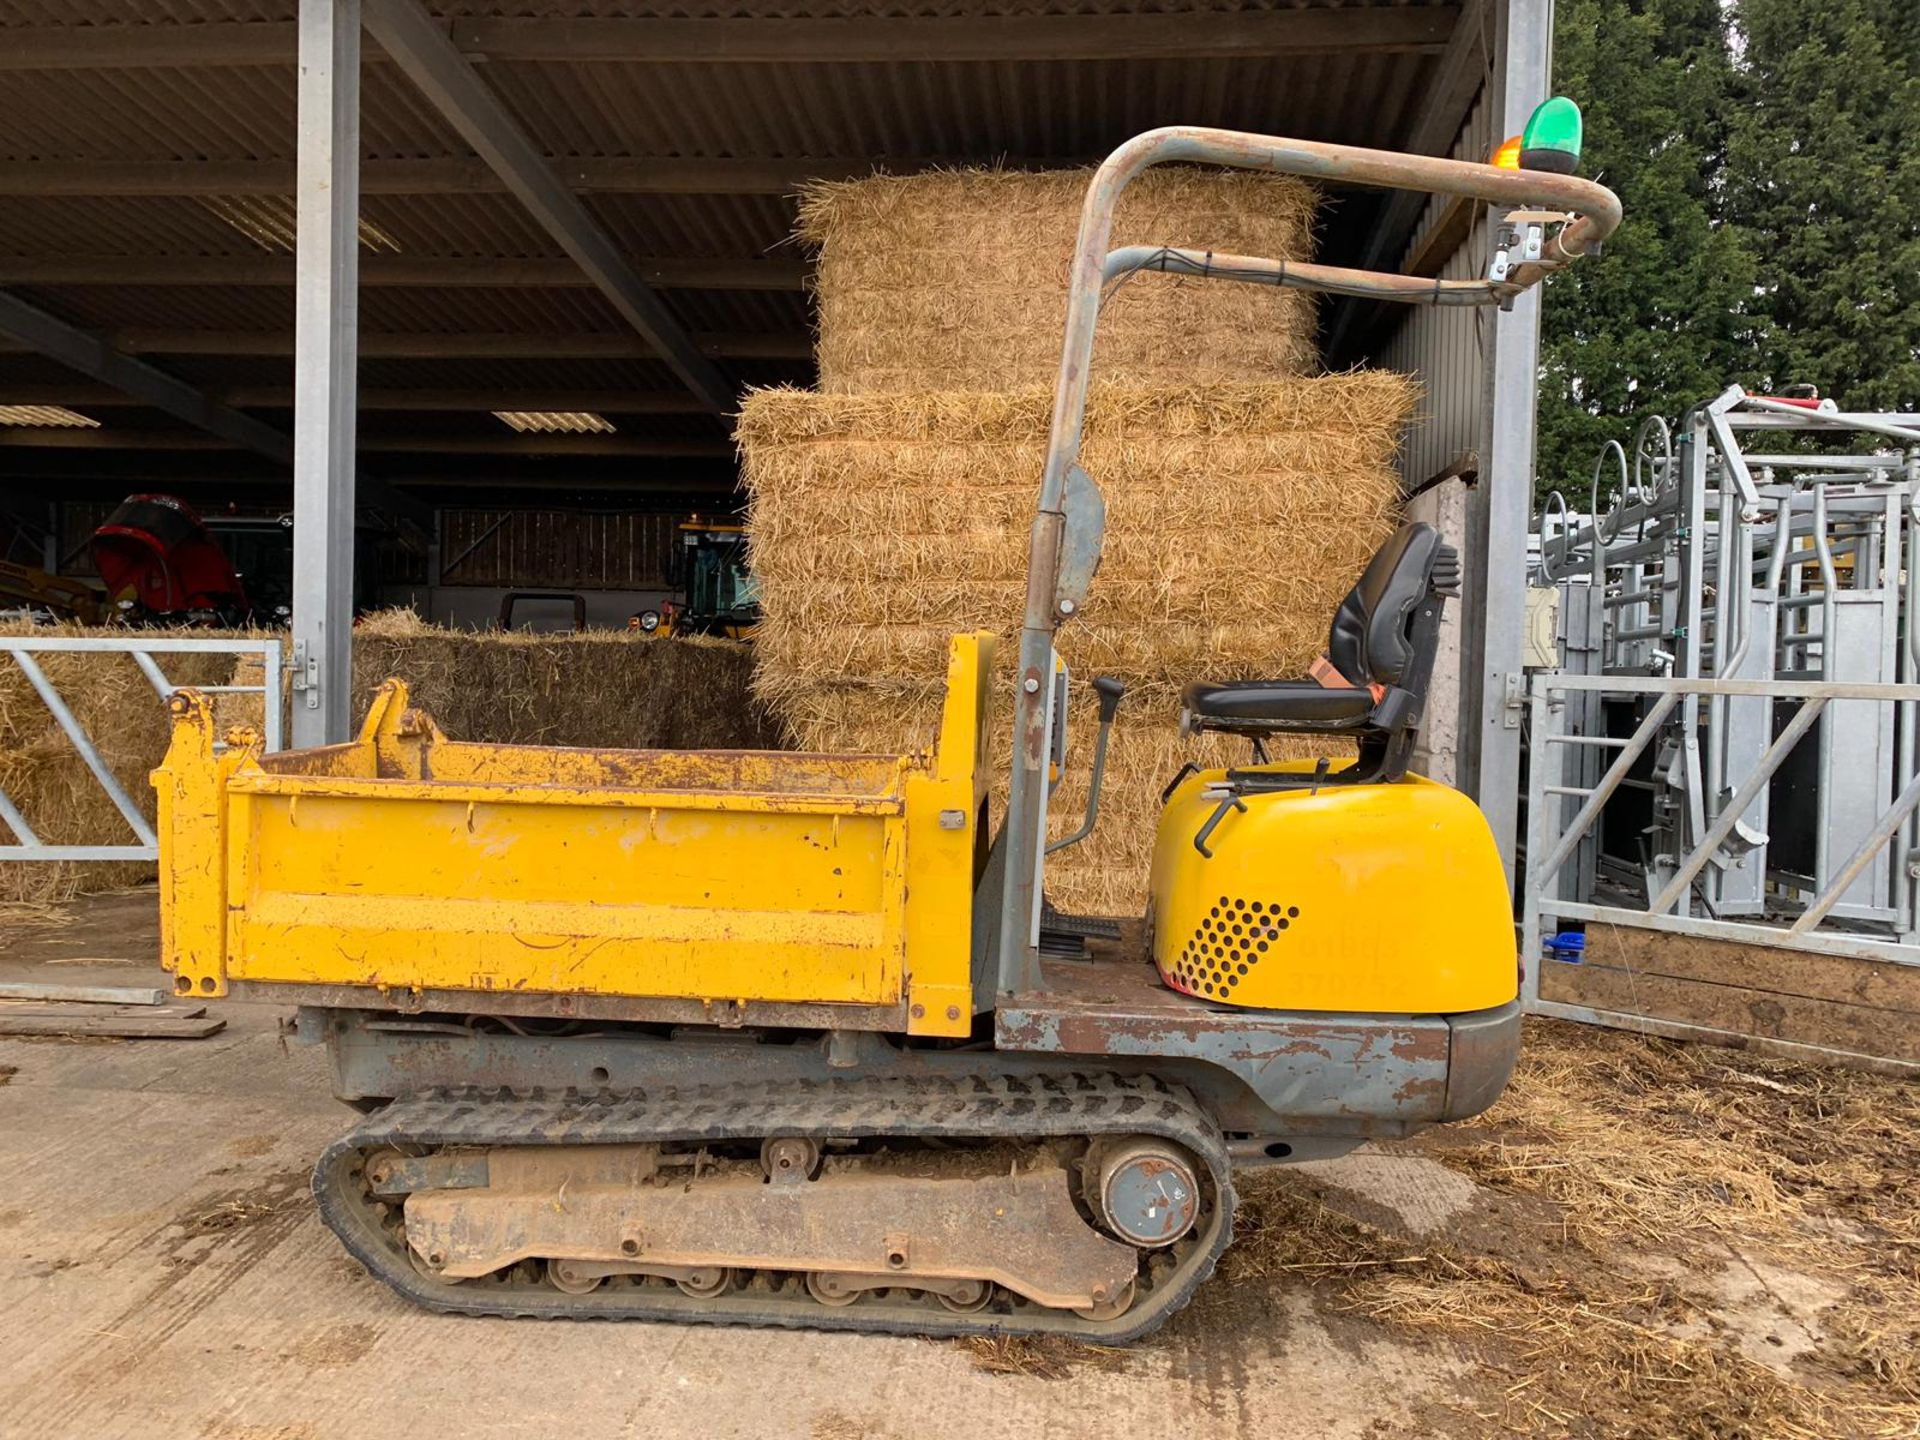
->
[1380, 86, 1498, 786]
[1382, 87, 1499, 495]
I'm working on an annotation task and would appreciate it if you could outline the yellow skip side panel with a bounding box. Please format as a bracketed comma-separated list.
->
[1150, 763, 1517, 1015]
[155, 634, 996, 1037]
[224, 788, 909, 1005]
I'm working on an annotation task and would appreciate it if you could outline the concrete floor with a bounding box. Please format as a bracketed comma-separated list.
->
[0, 892, 1471, 1440]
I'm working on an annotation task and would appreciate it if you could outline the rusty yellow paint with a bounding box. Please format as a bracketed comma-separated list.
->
[155, 634, 995, 1037]
[1149, 762, 1517, 1015]
[901, 632, 997, 1033]
[152, 690, 251, 1000]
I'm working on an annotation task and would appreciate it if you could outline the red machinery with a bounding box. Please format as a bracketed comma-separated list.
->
[88, 494, 251, 625]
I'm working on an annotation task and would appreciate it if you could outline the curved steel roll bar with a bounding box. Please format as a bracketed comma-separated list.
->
[996, 125, 1622, 991]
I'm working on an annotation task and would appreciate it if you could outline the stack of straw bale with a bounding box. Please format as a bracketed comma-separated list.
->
[745, 165, 1416, 915]
[801, 168, 1320, 393]
[0, 616, 774, 906]
[740, 374, 1417, 914]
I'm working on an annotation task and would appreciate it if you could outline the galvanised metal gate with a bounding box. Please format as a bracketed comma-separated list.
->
[1523, 670, 1920, 1066]
[0, 635, 283, 862]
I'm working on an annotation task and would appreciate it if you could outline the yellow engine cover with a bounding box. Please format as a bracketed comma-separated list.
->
[1150, 763, 1516, 1015]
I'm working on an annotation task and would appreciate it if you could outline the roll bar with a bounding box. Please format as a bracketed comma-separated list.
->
[996, 125, 1623, 993]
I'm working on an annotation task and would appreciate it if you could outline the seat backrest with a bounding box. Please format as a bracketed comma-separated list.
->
[1325, 523, 1444, 688]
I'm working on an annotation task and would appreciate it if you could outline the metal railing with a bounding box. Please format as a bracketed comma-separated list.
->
[1523, 670, 1920, 1055]
[0, 635, 283, 862]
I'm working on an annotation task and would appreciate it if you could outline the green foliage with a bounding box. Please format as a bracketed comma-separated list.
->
[1536, 0, 1920, 502]
[1725, 0, 1920, 412]
[1537, 0, 1757, 501]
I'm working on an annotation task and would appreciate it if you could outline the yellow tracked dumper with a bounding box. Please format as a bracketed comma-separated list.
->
[155, 123, 1617, 1340]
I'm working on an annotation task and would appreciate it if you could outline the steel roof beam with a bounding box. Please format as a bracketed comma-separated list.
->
[0, 9, 1455, 69]
[0, 330, 808, 360]
[0, 157, 866, 197]
[362, 0, 735, 413]
[0, 460, 737, 497]
[0, 256, 809, 291]
[452, 10, 1456, 61]
[0, 288, 292, 464]
[0, 384, 717, 414]
[0, 429, 735, 459]
[0, 287, 436, 528]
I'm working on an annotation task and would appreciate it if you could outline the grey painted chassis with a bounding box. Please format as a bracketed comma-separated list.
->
[300, 989, 1522, 1162]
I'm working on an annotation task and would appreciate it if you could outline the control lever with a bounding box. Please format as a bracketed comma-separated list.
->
[1045, 676, 1126, 855]
[1193, 790, 1248, 860]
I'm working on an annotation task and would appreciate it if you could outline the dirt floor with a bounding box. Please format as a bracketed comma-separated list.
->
[1, 891, 1916, 1439]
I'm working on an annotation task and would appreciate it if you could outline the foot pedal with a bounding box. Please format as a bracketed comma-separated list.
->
[1038, 898, 1124, 959]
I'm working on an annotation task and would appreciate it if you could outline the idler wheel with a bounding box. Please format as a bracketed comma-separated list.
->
[675, 1266, 732, 1298]
[937, 1278, 994, 1314]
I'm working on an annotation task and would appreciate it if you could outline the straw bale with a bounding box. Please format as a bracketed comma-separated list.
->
[801, 167, 1320, 392]
[740, 374, 1415, 690]
[740, 372, 1414, 913]
[350, 610, 777, 751]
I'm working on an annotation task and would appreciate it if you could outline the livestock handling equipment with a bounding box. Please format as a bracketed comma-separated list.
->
[154, 120, 1618, 1340]
[1531, 388, 1920, 947]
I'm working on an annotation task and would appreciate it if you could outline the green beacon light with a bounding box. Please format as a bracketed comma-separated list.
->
[1519, 96, 1583, 175]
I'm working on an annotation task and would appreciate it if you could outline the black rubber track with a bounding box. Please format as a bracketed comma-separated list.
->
[314, 1071, 1234, 1342]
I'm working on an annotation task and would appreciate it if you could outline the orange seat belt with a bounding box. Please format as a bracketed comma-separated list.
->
[1308, 654, 1386, 703]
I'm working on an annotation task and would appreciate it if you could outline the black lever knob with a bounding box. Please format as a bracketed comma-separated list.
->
[1092, 675, 1126, 723]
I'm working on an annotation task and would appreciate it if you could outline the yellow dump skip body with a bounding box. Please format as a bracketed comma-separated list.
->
[156, 634, 995, 1039]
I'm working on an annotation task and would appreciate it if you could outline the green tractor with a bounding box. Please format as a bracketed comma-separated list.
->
[631, 520, 760, 640]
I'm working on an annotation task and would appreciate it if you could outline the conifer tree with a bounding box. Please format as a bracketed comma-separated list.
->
[1537, 0, 1757, 502]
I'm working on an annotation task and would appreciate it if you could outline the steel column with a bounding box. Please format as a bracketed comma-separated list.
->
[291, 0, 361, 747]
[1460, 0, 1552, 880]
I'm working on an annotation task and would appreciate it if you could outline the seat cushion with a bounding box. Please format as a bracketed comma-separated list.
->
[1182, 679, 1375, 730]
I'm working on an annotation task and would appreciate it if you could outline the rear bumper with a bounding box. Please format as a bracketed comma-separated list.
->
[995, 959, 1524, 1137]
[1443, 1000, 1522, 1121]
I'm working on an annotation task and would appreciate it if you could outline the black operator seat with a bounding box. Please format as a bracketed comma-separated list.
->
[1180, 522, 1461, 785]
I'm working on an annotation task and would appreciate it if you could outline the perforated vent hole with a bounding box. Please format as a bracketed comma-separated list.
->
[1181, 897, 1298, 993]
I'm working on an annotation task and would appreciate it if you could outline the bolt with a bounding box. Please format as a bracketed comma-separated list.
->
[945, 1005, 961, 1021]
[1091, 1283, 1108, 1302]
[620, 1238, 640, 1256]
[1023, 677, 1040, 693]
[910, 1003, 925, 1019]
[1058, 599, 1076, 615]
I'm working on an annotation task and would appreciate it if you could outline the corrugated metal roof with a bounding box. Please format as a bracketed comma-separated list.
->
[0, 0, 1469, 505]
[0, 0, 1453, 28]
